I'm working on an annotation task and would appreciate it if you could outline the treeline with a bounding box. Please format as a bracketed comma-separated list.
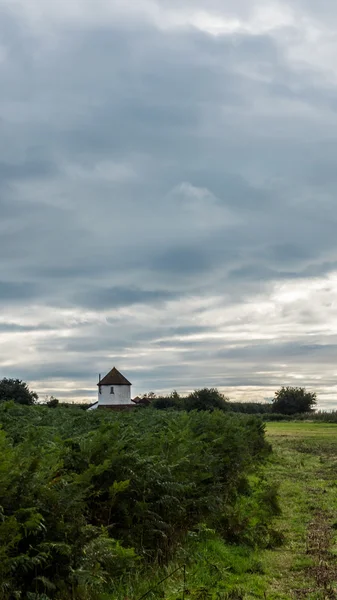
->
[148, 386, 317, 416]
[282, 410, 337, 423]
[152, 394, 271, 414]
[0, 402, 279, 599]
[0, 378, 318, 416]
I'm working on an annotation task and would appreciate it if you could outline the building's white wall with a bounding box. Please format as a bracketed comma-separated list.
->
[98, 385, 131, 405]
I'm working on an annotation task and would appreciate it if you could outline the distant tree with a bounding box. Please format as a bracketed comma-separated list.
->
[272, 386, 317, 415]
[46, 396, 59, 408]
[228, 402, 272, 414]
[142, 391, 157, 399]
[0, 378, 38, 405]
[184, 388, 229, 412]
[152, 396, 182, 410]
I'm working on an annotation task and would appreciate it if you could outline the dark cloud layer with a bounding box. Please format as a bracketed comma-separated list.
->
[1, 0, 337, 406]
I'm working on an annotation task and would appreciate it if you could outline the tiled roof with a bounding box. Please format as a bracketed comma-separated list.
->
[132, 396, 151, 405]
[98, 367, 131, 386]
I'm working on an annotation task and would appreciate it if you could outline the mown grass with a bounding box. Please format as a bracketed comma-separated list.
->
[266, 421, 337, 439]
[262, 422, 337, 598]
[117, 421, 337, 599]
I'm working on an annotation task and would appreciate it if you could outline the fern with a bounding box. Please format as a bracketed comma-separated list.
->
[0, 403, 272, 598]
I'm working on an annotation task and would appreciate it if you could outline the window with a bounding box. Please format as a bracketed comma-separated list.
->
[110, 386, 114, 394]
[99, 386, 102, 395]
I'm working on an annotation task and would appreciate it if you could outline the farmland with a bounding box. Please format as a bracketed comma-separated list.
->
[260, 422, 337, 599]
[137, 421, 337, 599]
[171, 421, 337, 600]
[0, 404, 337, 599]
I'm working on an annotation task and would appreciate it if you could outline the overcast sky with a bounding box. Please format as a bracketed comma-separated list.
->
[1, 0, 337, 407]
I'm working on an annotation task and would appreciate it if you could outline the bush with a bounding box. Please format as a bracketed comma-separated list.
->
[299, 410, 337, 422]
[228, 402, 272, 414]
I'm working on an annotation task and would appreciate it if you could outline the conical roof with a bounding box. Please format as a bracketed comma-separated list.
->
[98, 367, 131, 386]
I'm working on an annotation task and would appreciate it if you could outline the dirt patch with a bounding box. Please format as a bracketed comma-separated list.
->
[294, 510, 337, 599]
[306, 511, 332, 556]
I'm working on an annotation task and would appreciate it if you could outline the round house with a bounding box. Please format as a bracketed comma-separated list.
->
[94, 367, 133, 409]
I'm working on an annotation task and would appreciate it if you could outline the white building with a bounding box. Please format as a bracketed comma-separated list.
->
[88, 367, 134, 410]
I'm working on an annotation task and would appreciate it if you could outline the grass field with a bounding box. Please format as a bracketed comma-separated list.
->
[127, 421, 337, 599]
[267, 421, 337, 438]
[264, 422, 337, 597]
[260, 422, 337, 599]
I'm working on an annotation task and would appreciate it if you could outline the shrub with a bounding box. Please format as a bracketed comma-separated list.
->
[228, 402, 272, 414]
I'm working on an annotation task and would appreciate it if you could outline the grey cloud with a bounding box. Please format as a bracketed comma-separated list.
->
[216, 341, 337, 362]
[0, 159, 57, 183]
[152, 246, 212, 276]
[15, 365, 97, 382]
[1, 1, 337, 404]
[0, 322, 54, 332]
[227, 265, 294, 282]
[0, 281, 40, 302]
[73, 286, 174, 310]
[151, 337, 337, 364]
[168, 325, 209, 335]
[32, 322, 210, 357]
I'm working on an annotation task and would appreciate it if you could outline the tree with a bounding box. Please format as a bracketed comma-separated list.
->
[184, 388, 229, 412]
[0, 378, 38, 405]
[142, 391, 157, 399]
[272, 386, 316, 415]
[46, 396, 59, 408]
[152, 396, 182, 410]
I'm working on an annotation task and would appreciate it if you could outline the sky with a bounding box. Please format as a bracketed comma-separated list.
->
[1, 0, 337, 407]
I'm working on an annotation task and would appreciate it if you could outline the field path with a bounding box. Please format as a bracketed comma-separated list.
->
[264, 423, 337, 599]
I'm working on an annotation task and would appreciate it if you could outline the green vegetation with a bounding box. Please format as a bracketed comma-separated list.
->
[0, 378, 38, 405]
[291, 410, 337, 423]
[271, 386, 317, 415]
[1, 376, 337, 599]
[152, 388, 230, 412]
[0, 403, 276, 599]
[116, 420, 337, 599]
[0, 377, 320, 418]
[260, 422, 337, 598]
[139, 421, 337, 600]
[150, 386, 318, 416]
